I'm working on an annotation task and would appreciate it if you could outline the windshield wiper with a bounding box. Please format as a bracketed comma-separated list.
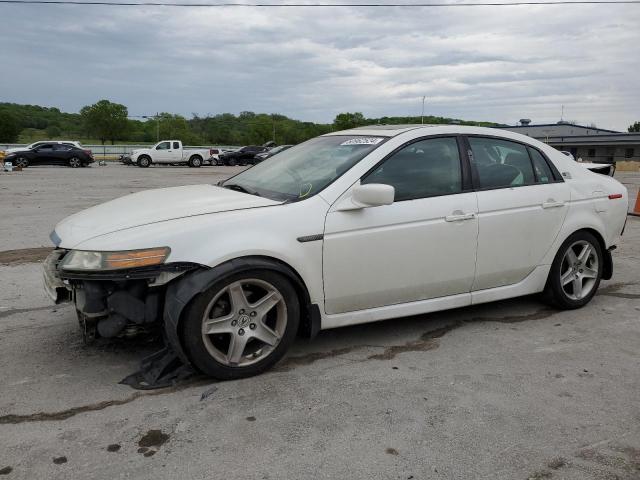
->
[223, 183, 261, 197]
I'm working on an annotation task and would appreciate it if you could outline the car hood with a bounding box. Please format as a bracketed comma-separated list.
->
[54, 184, 281, 248]
[4, 149, 28, 156]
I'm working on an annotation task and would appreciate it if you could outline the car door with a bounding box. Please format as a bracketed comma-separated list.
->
[154, 141, 173, 163]
[52, 144, 73, 164]
[323, 136, 478, 314]
[33, 143, 55, 165]
[466, 135, 570, 291]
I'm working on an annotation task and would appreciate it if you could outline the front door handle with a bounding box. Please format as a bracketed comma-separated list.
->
[445, 212, 476, 222]
[542, 200, 565, 209]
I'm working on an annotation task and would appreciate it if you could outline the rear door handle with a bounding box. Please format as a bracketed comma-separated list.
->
[445, 212, 476, 222]
[542, 200, 565, 209]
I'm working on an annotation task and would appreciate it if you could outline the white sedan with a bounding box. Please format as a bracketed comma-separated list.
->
[44, 125, 629, 380]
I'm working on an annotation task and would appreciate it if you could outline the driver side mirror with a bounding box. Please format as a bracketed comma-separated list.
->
[337, 183, 395, 211]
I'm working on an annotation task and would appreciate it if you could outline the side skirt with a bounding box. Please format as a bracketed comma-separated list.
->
[320, 265, 551, 330]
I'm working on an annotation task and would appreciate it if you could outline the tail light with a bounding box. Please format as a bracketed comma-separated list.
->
[84, 149, 93, 156]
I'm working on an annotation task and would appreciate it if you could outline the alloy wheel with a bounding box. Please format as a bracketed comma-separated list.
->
[16, 157, 28, 168]
[69, 157, 81, 168]
[560, 240, 599, 300]
[201, 279, 287, 367]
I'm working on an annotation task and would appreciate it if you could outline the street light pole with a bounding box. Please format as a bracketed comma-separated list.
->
[421, 96, 426, 124]
[156, 112, 159, 142]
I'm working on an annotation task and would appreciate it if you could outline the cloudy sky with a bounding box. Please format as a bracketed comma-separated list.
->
[1, 1, 639, 130]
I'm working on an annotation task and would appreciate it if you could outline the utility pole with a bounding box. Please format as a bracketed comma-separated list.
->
[421, 96, 426, 124]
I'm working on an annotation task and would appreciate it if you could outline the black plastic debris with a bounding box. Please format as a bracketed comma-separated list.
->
[120, 345, 194, 390]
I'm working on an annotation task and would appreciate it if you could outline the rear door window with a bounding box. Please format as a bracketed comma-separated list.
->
[468, 137, 535, 189]
[528, 147, 556, 183]
[173, 142, 180, 149]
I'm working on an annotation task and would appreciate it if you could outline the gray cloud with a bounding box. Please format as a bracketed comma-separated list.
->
[0, 2, 638, 129]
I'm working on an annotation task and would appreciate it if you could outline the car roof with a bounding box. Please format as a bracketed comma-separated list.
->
[324, 124, 538, 141]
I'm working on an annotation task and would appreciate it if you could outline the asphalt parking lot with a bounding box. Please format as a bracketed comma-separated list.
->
[1, 165, 639, 480]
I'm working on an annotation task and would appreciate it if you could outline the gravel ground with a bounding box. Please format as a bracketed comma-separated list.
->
[0, 164, 639, 480]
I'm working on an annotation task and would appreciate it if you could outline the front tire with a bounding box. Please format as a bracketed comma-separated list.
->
[181, 270, 300, 380]
[543, 231, 603, 309]
[15, 157, 29, 168]
[138, 155, 151, 168]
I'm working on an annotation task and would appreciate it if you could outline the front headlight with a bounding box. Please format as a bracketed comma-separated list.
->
[60, 247, 171, 271]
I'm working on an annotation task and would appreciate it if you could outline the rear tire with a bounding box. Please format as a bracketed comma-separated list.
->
[138, 156, 151, 168]
[68, 157, 81, 168]
[542, 231, 603, 309]
[181, 270, 300, 380]
[188, 156, 202, 168]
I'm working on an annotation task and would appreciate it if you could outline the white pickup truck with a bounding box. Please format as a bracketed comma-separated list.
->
[127, 140, 214, 168]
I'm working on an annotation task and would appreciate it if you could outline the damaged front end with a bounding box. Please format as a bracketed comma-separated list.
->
[44, 249, 198, 342]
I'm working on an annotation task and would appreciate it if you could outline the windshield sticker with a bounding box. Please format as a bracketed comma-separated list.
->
[340, 137, 384, 146]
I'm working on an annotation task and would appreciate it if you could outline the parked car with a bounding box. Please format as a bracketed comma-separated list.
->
[123, 140, 214, 168]
[4, 143, 94, 168]
[44, 126, 628, 381]
[218, 145, 269, 166]
[4, 140, 84, 155]
[204, 148, 227, 166]
[254, 144, 293, 162]
[559, 150, 615, 176]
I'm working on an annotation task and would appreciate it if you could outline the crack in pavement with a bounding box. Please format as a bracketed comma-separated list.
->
[0, 247, 52, 266]
[281, 308, 557, 367]
[368, 309, 556, 360]
[597, 281, 640, 299]
[0, 381, 205, 425]
[0, 305, 60, 320]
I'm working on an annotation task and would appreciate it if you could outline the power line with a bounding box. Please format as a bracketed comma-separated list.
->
[1, 0, 639, 6]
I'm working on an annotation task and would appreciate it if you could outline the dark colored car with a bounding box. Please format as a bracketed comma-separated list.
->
[253, 144, 293, 162]
[5, 143, 94, 168]
[218, 145, 269, 166]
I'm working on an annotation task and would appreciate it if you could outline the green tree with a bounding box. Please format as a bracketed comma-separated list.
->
[629, 121, 640, 133]
[46, 124, 62, 138]
[80, 100, 129, 144]
[156, 113, 202, 144]
[333, 112, 366, 130]
[0, 110, 21, 142]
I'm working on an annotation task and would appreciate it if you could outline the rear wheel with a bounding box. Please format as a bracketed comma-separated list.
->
[543, 231, 603, 309]
[138, 155, 151, 168]
[188, 155, 202, 168]
[68, 157, 81, 168]
[181, 270, 300, 379]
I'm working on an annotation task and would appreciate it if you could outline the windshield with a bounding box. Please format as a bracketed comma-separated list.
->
[222, 135, 386, 201]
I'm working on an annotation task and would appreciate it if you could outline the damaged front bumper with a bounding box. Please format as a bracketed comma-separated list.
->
[43, 249, 71, 304]
[43, 249, 199, 339]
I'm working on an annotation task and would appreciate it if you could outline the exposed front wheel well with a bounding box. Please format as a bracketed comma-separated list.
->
[165, 255, 319, 368]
